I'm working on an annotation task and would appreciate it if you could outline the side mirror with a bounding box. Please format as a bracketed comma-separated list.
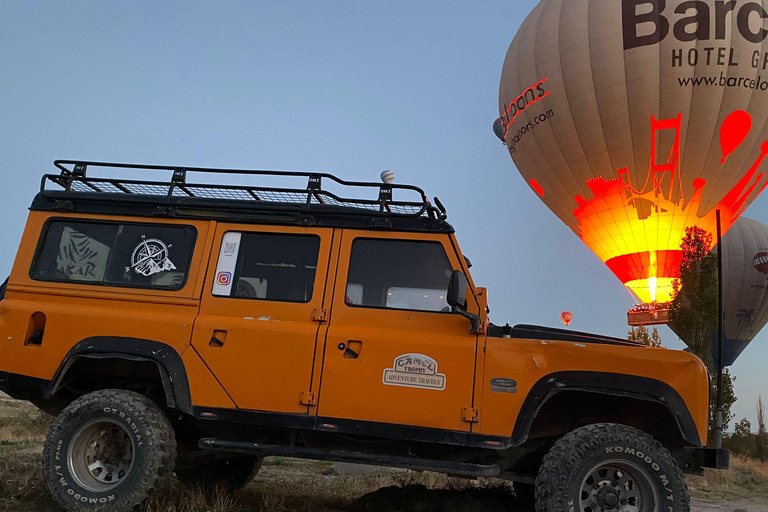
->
[446, 270, 480, 332]
[447, 270, 467, 310]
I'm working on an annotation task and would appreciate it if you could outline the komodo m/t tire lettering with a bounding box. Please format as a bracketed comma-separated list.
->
[535, 423, 689, 512]
[43, 389, 176, 512]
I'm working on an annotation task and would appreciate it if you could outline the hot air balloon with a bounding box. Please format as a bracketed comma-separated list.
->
[498, 0, 768, 307]
[670, 217, 768, 366]
[380, 170, 395, 184]
[493, 118, 506, 144]
[560, 311, 573, 327]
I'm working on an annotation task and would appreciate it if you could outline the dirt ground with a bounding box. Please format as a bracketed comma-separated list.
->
[1, 393, 767, 512]
[690, 498, 768, 512]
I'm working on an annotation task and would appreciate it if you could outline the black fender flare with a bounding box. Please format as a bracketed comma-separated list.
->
[47, 337, 193, 414]
[510, 371, 703, 447]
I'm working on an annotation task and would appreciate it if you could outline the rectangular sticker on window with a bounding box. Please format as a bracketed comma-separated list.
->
[212, 232, 242, 296]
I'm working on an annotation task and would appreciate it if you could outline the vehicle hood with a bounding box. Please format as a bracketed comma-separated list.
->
[487, 324, 643, 347]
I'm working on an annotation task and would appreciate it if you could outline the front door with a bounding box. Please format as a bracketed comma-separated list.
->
[191, 223, 334, 413]
[317, 230, 479, 432]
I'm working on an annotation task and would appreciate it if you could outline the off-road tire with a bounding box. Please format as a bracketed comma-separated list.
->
[535, 423, 689, 512]
[175, 455, 262, 491]
[43, 389, 176, 512]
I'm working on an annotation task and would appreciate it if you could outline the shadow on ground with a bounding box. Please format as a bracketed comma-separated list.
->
[346, 484, 531, 512]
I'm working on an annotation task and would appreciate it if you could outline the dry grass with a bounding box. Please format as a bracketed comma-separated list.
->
[0, 451, 46, 500]
[0, 410, 53, 447]
[0, 397, 55, 511]
[141, 482, 241, 512]
[0, 394, 53, 449]
[688, 456, 768, 500]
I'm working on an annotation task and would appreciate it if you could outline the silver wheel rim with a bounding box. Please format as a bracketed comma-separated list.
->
[67, 420, 135, 492]
[578, 459, 659, 512]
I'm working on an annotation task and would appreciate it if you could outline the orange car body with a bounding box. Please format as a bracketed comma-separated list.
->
[0, 161, 716, 478]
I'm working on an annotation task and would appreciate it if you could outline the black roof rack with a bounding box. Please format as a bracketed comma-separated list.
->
[35, 160, 452, 232]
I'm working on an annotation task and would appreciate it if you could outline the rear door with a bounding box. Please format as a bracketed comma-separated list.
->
[316, 230, 479, 431]
[191, 223, 334, 414]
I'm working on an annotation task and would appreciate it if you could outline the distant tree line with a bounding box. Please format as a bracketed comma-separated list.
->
[724, 396, 767, 461]
[627, 325, 663, 347]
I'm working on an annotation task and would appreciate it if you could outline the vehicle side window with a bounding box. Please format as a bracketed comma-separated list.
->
[31, 221, 197, 290]
[211, 232, 320, 303]
[345, 239, 453, 312]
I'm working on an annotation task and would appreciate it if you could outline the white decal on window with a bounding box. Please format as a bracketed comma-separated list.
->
[127, 235, 176, 276]
[212, 232, 242, 296]
[382, 353, 446, 391]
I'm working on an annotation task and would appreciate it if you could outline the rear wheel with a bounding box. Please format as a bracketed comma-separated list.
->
[43, 390, 176, 512]
[535, 423, 689, 512]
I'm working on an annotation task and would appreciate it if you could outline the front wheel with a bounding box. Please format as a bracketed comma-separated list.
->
[535, 423, 689, 512]
[43, 389, 176, 512]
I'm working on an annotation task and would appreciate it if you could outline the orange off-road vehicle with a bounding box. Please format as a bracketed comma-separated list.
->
[0, 161, 726, 512]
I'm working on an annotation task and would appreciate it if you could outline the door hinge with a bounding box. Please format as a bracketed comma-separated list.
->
[299, 391, 316, 406]
[461, 407, 481, 423]
[311, 308, 329, 322]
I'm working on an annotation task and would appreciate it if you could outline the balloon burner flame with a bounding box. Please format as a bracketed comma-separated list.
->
[571, 110, 768, 305]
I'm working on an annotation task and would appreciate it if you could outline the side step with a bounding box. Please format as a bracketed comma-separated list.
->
[199, 438, 501, 478]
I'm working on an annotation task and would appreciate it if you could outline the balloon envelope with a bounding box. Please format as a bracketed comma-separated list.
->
[704, 217, 768, 366]
[561, 311, 573, 326]
[493, 118, 506, 143]
[499, 0, 768, 304]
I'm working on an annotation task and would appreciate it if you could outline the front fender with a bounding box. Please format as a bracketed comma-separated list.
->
[510, 371, 702, 447]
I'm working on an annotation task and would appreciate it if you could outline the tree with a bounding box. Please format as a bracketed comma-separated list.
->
[725, 417, 755, 456]
[628, 326, 663, 348]
[734, 418, 752, 437]
[669, 227, 718, 366]
[668, 226, 737, 442]
[650, 327, 662, 348]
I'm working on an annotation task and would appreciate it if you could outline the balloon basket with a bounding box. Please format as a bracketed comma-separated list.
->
[627, 303, 671, 327]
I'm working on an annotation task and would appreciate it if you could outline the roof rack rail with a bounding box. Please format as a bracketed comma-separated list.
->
[42, 160, 446, 221]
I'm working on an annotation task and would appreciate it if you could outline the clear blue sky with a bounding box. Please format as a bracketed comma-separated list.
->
[0, 1, 765, 428]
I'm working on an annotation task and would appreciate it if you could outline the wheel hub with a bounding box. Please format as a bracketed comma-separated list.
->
[579, 459, 658, 512]
[67, 420, 135, 492]
[594, 486, 621, 509]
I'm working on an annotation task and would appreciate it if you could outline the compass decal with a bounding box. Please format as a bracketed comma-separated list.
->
[127, 235, 177, 276]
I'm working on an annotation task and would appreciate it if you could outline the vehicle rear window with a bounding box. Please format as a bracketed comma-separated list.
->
[345, 239, 453, 312]
[211, 232, 320, 303]
[31, 220, 197, 290]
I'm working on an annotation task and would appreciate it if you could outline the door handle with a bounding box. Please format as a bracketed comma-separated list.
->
[340, 340, 362, 359]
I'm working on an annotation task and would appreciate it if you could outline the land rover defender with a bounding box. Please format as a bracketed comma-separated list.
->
[0, 160, 727, 512]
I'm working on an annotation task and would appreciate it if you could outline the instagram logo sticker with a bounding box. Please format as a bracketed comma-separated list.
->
[217, 271, 232, 286]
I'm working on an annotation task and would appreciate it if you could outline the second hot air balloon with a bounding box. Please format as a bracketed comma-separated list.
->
[670, 217, 768, 366]
[498, 0, 768, 308]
